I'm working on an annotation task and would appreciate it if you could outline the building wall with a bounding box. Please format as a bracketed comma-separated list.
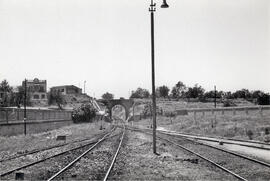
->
[50, 85, 82, 95]
[66, 86, 82, 94]
[22, 78, 48, 105]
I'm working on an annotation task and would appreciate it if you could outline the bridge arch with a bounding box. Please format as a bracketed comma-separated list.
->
[98, 99, 134, 120]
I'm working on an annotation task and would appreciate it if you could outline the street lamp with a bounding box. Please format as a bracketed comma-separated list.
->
[149, 0, 169, 154]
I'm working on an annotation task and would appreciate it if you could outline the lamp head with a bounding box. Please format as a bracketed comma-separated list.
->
[161, 0, 169, 8]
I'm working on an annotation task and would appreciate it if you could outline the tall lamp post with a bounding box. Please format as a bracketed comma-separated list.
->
[24, 79, 27, 135]
[149, 0, 169, 154]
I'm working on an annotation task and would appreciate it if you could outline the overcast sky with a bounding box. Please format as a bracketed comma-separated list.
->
[0, 0, 269, 98]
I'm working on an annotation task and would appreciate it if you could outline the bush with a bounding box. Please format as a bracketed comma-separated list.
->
[257, 94, 270, 105]
[72, 103, 97, 123]
[246, 130, 254, 140]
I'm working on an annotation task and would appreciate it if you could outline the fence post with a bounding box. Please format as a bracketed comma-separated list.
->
[5, 109, 8, 123]
[259, 107, 263, 116]
[194, 111, 197, 124]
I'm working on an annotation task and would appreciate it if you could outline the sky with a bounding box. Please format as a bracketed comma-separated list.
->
[0, 0, 269, 98]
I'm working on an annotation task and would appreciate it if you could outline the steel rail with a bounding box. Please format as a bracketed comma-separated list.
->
[159, 131, 270, 168]
[47, 130, 114, 181]
[0, 140, 97, 177]
[0, 128, 116, 178]
[130, 126, 270, 167]
[168, 131, 270, 146]
[128, 127, 247, 181]
[159, 130, 270, 150]
[103, 123, 126, 181]
[134, 126, 270, 150]
[0, 130, 111, 163]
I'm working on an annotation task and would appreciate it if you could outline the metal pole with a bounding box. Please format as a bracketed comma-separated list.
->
[24, 79, 27, 135]
[150, 0, 157, 154]
[214, 85, 216, 108]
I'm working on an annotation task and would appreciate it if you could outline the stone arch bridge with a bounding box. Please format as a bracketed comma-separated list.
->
[98, 99, 134, 120]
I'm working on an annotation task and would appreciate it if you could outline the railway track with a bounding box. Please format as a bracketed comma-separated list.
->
[128, 126, 270, 181]
[0, 127, 116, 179]
[157, 129, 270, 150]
[47, 119, 126, 181]
[0, 127, 114, 163]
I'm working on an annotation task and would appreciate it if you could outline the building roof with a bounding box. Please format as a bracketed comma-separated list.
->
[50, 85, 81, 89]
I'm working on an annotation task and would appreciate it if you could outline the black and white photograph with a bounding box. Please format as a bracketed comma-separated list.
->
[0, 0, 270, 180]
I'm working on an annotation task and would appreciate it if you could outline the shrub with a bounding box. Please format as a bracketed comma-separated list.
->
[257, 94, 270, 105]
[72, 103, 97, 123]
[265, 127, 269, 135]
[246, 130, 254, 140]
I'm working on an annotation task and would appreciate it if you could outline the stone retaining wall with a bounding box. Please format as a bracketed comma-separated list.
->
[0, 107, 72, 123]
[0, 119, 73, 136]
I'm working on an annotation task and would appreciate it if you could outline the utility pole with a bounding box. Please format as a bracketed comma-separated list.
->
[149, 0, 169, 154]
[214, 85, 217, 108]
[150, 0, 157, 154]
[24, 79, 27, 135]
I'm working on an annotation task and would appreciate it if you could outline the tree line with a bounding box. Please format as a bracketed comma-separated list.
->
[129, 81, 270, 105]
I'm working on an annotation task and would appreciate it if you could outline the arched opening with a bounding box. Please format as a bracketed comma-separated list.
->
[111, 104, 127, 120]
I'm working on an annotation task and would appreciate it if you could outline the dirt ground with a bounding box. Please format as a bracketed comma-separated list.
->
[109, 130, 235, 180]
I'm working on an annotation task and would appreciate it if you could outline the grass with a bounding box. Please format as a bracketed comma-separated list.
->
[133, 100, 270, 142]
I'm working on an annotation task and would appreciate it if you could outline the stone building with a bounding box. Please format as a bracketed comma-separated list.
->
[50, 85, 82, 95]
[22, 78, 48, 106]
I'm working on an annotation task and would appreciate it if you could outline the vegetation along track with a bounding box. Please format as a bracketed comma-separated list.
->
[128, 126, 270, 181]
[0, 127, 116, 180]
[46, 119, 126, 180]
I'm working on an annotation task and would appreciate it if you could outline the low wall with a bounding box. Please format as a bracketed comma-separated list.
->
[133, 105, 270, 120]
[0, 107, 72, 123]
[0, 119, 73, 136]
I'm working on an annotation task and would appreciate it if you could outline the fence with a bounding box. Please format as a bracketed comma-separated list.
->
[0, 107, 72, 123]
[131, 105, 270, 121]
[187, 105, 270, 117]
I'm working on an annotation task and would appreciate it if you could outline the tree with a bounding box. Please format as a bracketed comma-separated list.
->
[251, 90, 265, 99]
[156, 85, 170, 98]
[13, 86, 31, 107]
[0, 79, 13, 107]
[185, 84, 205, 99]
[102, 92, 114, 100]
[130, 88, 150, 98]
[0, 79, 12, 92]
[204, 90, 224, 99]
[232, 89, 251, 99]
[171, 81, 186, 99]
[257, 93, 270, 105]
[48, 91, 65, 109]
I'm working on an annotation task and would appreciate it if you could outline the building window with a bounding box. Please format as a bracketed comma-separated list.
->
[61, 89, 64, 92]
[41, 94, 45, 99]
[40, 86, 45, 92]
[33, 94, 39, 99]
